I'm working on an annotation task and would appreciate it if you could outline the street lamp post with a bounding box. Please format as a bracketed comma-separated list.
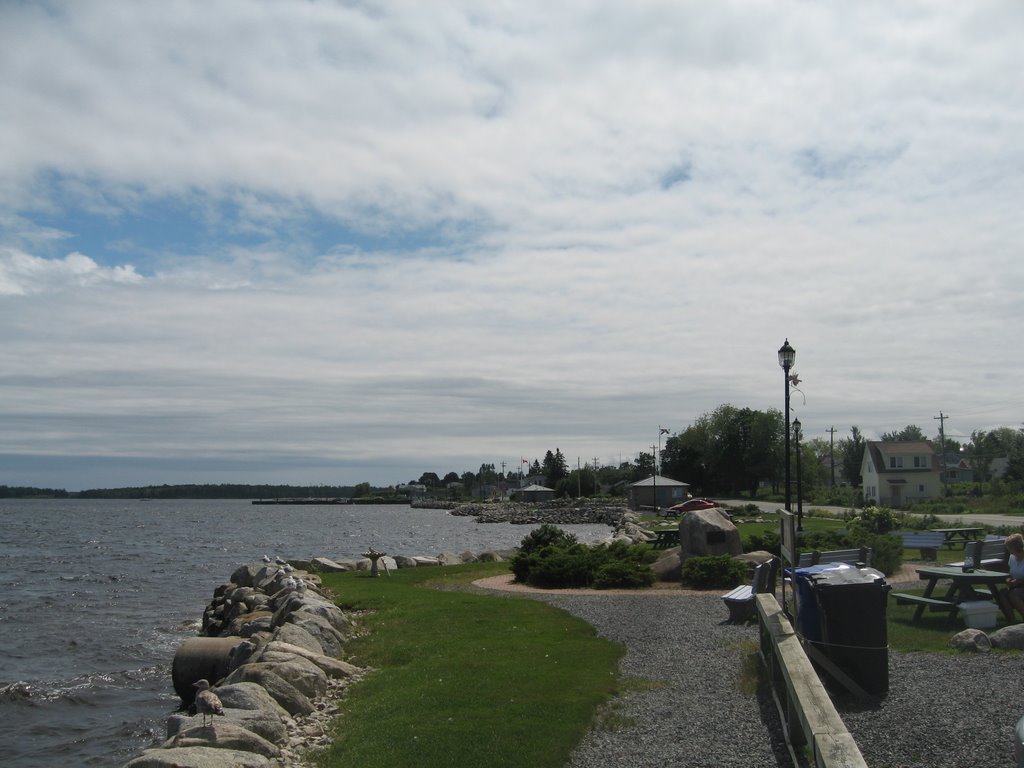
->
[793, 417, 803, 532]
[778, 339, 796, 516]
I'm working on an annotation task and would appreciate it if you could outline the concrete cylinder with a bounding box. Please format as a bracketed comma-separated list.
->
[171, 636, 242, 702]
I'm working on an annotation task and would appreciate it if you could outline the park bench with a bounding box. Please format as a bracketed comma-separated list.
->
[796, 546, 872, 568]
[722, 559, 778, 623]
[899, 531, 946, 561]
[950, 536, 1008, 572]
[891, 592, 961, 617]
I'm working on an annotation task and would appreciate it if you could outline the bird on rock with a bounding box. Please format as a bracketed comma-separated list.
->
[193, 678, 224, 728]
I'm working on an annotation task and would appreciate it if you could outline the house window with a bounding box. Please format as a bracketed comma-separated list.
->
[918, 484, 925, 493]
[913, 456, 929, 468]
[889, 456, 904, 469]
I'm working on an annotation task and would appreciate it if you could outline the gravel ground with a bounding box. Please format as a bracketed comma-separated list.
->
[525, 592, 793, 767]
[515, 586, 1022, 768]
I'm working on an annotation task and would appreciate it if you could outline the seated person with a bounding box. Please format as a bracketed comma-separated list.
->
[1002, 534, 1024, 622]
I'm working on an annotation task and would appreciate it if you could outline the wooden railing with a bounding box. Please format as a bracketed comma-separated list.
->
[757, 593, 868, 768]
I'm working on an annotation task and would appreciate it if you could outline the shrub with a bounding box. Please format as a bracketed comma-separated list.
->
[592, 560, 656, 589]
[745, 530, 780, 554]
[510, 538, 655, 589]
[681, 555, 748, 589]
[851, 506, 898, 535]
[518, 524, 578, 554]
[848, 532, 903, 576]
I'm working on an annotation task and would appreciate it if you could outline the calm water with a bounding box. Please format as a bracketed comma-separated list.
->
[0, 499, 612, 767]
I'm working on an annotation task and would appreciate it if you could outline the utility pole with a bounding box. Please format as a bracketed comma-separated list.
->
[826, 426, 837, 488]
[934, 412, 949, 495]
[577, 457, 581, 498]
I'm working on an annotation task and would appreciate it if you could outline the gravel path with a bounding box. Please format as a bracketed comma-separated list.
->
[502, 583, 1021, 768]
[524, 592, 793, 767]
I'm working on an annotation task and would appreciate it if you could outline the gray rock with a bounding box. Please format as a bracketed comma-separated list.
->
[295, 600, 354, 636]
[229, 564, 261, 589]
[436, 551, 463, 565]
[311, 556, 351, 572]
[163, 721, 280, 758]
[990, 623, 1024, 650]
[476, 550, 505, 562]
[123, 746, 271, 767]
[459, 550, 479, 563]
[393, 555, 419, 568]
[263, 640, 362, 679]
[289, 611, 348, 655]
[271, 622, 324, 655]
[167, 707, 287, 745]
[220, 666, 314, 716]
[212, 683, 289, 719]
[651, 549, 682, 582]
[257, 656, 329, 699]
[238, 615, 274, 638]
[412, 556, 441, 567]
[678, 509, 742, 559]
[949, 629, 992, 653]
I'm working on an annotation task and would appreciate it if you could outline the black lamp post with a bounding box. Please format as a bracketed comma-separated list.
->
[793, 416, 803, 531]
[778, 339, 796, 514]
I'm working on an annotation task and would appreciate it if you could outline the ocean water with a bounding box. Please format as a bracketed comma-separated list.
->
[0, 498, 612, 767]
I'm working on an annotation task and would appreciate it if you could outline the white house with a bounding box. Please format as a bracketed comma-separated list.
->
[861, 441, 941, 507]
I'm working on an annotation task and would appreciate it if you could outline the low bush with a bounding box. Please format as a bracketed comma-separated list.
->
[681, 554, 748, 589]
[510, 533, 655, 589]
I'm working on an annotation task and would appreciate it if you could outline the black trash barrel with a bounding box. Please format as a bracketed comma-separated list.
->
[809, 566, 890, 696]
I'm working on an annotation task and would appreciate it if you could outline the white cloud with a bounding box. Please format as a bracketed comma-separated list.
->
[1, 0, 1023, 489]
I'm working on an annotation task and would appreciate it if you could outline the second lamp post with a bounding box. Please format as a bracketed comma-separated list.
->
[778, 339, 796, 516]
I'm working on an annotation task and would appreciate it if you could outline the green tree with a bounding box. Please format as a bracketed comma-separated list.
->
[418, 472, 440, 488]
[542, 449, 568, 488]
[881, 425, 927, 442]
[837, 426, 866, 487]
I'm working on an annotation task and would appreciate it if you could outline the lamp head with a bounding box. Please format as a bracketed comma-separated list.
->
[778, 338, 796, 370]
[793, 417, 802, 439]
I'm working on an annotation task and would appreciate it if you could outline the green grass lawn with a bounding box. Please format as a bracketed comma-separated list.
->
[313, 562, 625, 768]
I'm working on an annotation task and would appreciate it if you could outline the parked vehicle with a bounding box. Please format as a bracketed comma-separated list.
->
[665, 498, 720, 516]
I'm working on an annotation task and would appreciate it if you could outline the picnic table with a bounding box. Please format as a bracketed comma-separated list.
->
[930, 527, 985, 549]
[650, 529, 679, 549]
[892, 565, 1011, 624]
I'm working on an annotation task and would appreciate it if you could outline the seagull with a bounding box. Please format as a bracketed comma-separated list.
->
[262, 555, 271, 563]
[193, 679, 224, 728]
[295, 577, 306, 593]
[275, 557, 287, 566]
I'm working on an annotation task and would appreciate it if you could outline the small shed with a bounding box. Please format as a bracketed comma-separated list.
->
[627, 475, 690, 511]
[514, 484, 555, 502]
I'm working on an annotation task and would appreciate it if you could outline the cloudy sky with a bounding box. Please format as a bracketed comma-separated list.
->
[2, 1, 1022, 491]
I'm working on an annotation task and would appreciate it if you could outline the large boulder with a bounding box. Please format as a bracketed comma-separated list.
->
[262, 641, 362, 679]
[678, 509, 742, 560]
[651, 549, 682, 582]
[212, 683, 289, 720]
[990, 624, 1024, 650]
[271, 622, 324, 656]
[310, 556, 351, 572]
[123, 746, 271, 767]
[167, 707, 288, 745]
[162, 721, 280, 758]
[221, 665, 314, 716]
[949, 629, 992, 653]
[288, 611, 348, 656]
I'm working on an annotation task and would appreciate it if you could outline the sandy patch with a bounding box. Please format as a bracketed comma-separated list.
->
[472, 573, 718, 596]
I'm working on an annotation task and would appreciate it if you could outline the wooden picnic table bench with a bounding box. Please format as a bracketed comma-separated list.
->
[930, 527, 985, 549]
[891, 565, 1012, 625]
[650, 529, 679, 549]
[898, 531, 946, 560]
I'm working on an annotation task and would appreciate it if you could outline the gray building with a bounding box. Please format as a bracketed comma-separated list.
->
[627, 475, 690, 511]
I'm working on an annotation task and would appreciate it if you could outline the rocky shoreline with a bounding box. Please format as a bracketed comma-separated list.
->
[415, 498, 631, 525]
[120, 503, 655, 767]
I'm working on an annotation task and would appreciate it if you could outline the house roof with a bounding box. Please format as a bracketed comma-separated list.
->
[519, 484, 553, 492]
[628, 475, 690, 488]
[865, 441, 936, 474]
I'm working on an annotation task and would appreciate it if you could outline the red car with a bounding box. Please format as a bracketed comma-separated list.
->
[666, 498, 719, 516]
